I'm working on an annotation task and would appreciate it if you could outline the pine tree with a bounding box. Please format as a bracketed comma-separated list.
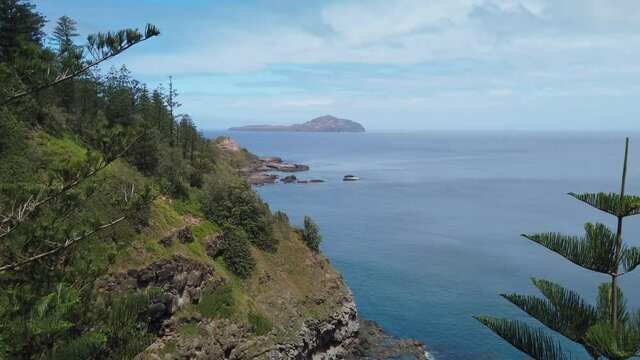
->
[52, 15, 78, 52]
[475, 138, 640, 359]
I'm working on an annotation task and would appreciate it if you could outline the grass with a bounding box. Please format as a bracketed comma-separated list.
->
[193, 282, 236, 319]
[173, 189, 204, 217]
[248, 312, 273, 336]
[191, 220, 219, 242]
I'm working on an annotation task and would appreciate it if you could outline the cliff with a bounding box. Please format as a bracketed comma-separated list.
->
[229, 115, 365, 133]
[94, 137, 425, 359]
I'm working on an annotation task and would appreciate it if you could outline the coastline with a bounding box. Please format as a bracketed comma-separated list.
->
[217, 136, 429, 359]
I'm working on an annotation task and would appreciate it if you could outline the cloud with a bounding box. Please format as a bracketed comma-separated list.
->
[39, 0, 640, 129]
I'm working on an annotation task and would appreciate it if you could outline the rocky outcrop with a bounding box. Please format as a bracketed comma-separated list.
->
[204, 233, 224, 258]
[263, 296, 359, 359]
[345, 321, 428, 360]
[176, 227, 195, 244]
[97, 254, 213, 335]
[242, 156, 313, 186]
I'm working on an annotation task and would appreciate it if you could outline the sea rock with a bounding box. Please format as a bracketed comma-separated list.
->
[281, 175, 298, 184]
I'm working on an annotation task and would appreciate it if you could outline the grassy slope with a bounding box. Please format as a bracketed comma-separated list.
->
[110, 138, 350, 357]
[27, 132, 350, 356]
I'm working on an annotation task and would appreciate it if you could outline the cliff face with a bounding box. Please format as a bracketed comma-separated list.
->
[228, 115, 365, 133]
[97, 138, 425, 360]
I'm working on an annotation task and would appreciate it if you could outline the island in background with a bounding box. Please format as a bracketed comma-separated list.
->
[229, 114, 366, 132]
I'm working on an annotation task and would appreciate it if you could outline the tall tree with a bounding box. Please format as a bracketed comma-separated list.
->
[52, 15, 79, 52]
[475, 138, 640, 360]
[0, 0, 46, 61]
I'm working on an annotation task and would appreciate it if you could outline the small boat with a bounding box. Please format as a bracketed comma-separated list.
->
[343, 174, 360, 181]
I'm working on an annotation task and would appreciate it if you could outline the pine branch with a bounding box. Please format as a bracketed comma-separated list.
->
[474, 316, 570, 360]
[586, 323, 640, 360]
[0, 24, 160, 107]
[0, 132, 139, 240]
[620, 247, 640, 275]
[0, 215, 126, 272]
[501, 293, 596, 344]
[522, 223, 617, 274]
[568, 192, 640, 218]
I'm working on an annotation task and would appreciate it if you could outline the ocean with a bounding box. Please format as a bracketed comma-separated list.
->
[204, 130, 640, 359]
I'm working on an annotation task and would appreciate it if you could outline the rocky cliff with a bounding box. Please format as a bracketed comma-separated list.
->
[229, 115, 365, 133]
[96, 138, 425, 360]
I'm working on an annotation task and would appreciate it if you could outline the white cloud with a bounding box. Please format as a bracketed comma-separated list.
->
[108, 0, 640, 129]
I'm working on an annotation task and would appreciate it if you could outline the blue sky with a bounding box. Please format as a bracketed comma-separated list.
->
[35, 0, 640, 130]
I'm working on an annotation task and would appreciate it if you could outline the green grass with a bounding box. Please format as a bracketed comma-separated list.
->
[193, 282, 236, 319]
[248, 312, 273, 336]
[37, 132, 86, 161]
[173, 189, 204, 217]
[179, 322, 208, 337]
[191, 220, 219, 242]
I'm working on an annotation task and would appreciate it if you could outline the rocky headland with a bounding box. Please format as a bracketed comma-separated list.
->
[110, 135, 431, 359]
[229, 115, 365, 133]
[215, 137, 323, 186]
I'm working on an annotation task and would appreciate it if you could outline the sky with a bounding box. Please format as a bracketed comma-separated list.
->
[35, 0, 640, 131]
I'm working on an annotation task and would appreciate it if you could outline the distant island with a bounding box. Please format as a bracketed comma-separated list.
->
[229, 115, 365, 133]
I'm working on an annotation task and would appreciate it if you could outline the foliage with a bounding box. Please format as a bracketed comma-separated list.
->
[476, 138, 640, 360]
[221, 225, 256, 278]
[52, 15, 79, 52]
[248, 312, 273, 336]
[194, 281, 236, 318]
[201, 177, 278, 252]
[297, 215, 322, 251]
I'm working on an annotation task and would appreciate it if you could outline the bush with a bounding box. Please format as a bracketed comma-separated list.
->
[299, 215, 322, 252]
[248, 312, 273, 336]
[194, 281, 235, 318]
[201, 177, 277, 252]
[221, 225, 256, 278]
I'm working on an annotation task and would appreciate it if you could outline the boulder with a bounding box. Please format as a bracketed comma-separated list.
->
[159, 234, 174, 247]
[205, 233, 224, 258]
[281, 175, 298, 184]
[177, 227, 195, 244]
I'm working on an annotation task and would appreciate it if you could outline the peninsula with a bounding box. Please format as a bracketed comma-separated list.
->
[229, 115, 366, 132]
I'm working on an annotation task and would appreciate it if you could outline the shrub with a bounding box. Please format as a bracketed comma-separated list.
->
[299, 215, 322, 252]
[248, 312, 273, 336]
[194, 281, 235, 318]
[221, 225, 256, 278]
[201, 177, 277, 252]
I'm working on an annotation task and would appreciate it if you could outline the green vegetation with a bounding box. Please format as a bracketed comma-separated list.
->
[476, 138, 640, 360]
[201, 176, 278, 252]
[194, 282, 236, 319]
[0, 1, 221, 358]
[248, 312, 274, 336]
[298, 215, 322, 252]
[221, 225, 257, 278]
[0, 2, 353, 359]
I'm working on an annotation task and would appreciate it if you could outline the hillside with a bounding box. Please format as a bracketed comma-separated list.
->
[229, 115, 366, 133]
[0, 3, 423, 358]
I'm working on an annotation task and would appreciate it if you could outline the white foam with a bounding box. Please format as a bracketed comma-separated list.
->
[424, 349, 436, 360]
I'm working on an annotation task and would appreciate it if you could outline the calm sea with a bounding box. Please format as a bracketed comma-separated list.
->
[204, 130, 640, 359]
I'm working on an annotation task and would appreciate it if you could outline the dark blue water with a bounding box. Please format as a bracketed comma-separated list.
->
[205, 130, 640, 359]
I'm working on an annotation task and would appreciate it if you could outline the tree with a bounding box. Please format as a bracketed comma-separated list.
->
[52, 15, 78, 52]
[201, 177, 278, 252]
[221, 225, 256, 278]
[0, 3, 162, 356]
[0, 0, 46, 61]
[0, 22, 160, 106]
[299, 215, 322, 251]
[475, 138, 640, 360]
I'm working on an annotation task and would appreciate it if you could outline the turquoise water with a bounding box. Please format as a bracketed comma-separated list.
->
[205, 130, 640, 359]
